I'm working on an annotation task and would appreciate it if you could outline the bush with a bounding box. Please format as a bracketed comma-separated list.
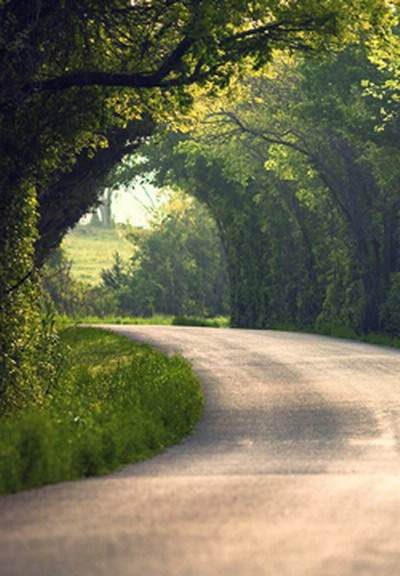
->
[0, 327, 203, 494]
[382, 273, 400, 336]
[172, 315, 228, 327]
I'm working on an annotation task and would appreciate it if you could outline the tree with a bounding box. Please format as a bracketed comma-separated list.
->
[138, 133, 312, 328]
[101, 192, 229, 317]
[187, 46, 400, 332]
[0, 0, 392, 407]
[136, 38, 400, 332]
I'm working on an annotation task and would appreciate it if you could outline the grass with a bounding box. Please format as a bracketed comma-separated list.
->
[0, 327, 203, 494]
[62, 315, 399, 347]
[358, 333, 400, 348]
[62, 225, 133, 284]
[75, 314, 175, 325]
[58, 314, 230, 328]
[271, 322, 400, 350]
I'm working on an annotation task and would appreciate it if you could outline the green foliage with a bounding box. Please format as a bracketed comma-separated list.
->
[41, 250, 89, 316]
[359, 333, 400, 348]
[42, 248, 123, 318]
[0, 328, 203, 494]
[381, 273, 400, 335]
[172, 316, 229, 327]
[44, 194, 230, 320]
[101, 192, 230, 318]
[139, 37, 400, 336]
[271, 322, 400, 350]
[69, 315, 229, 327]
[143, 133, 321, 329]
[74, 315, 175, 326]
[0, 182, 40, 410]
[0, 223, 63, 412]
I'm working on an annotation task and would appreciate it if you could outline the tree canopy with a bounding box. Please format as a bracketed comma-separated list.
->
[136, 36, 400, 332]
[0, 0, 396, 408]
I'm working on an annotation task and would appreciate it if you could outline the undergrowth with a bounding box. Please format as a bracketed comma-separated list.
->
[271, 323, 400, 349]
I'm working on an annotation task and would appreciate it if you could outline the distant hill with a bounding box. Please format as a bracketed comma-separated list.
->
[62, 225, 133, 284]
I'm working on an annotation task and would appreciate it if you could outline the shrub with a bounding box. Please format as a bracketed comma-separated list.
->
[172, 315, 228, 327]
[382, 273, 400, 336]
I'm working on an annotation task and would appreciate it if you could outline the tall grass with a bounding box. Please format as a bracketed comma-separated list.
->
[0, 327, 203, 494]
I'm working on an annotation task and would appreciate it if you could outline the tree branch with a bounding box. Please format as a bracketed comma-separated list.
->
[27, 15, 323, 93]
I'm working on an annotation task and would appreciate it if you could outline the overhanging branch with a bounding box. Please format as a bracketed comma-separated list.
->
[27, 16, 323, 93]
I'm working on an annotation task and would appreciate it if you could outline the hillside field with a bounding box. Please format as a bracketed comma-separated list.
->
[62, 226, 133, 284]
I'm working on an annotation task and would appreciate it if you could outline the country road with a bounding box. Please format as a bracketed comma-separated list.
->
[2, 326, 400, 575]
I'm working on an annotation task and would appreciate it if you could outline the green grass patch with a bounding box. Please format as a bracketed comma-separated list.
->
[74, 314, 175, 326]
[0, 327, 203, 494]
[58, 314, 230, 328]
[62, 226, 133, 285]
[358, 333, 400, 348]
[271, 323, 400, 350]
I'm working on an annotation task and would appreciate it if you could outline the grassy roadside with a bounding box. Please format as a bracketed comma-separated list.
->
[58, 314, 230, 328]
[82, 315, 396, 348]
[0, 327, 203, 495]
[60, 315, 399, 348]
[270, 323, 400, 350]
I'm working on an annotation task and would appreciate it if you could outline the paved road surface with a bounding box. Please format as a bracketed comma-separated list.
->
[2, 326, 400, 575]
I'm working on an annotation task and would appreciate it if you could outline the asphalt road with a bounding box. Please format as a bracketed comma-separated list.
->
[2, 326, 400, 575]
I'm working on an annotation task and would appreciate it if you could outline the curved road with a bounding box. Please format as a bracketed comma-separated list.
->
[2, 326, 400, 575]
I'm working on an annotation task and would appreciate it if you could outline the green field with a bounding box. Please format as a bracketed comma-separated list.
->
[62, 226, 133, 284]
